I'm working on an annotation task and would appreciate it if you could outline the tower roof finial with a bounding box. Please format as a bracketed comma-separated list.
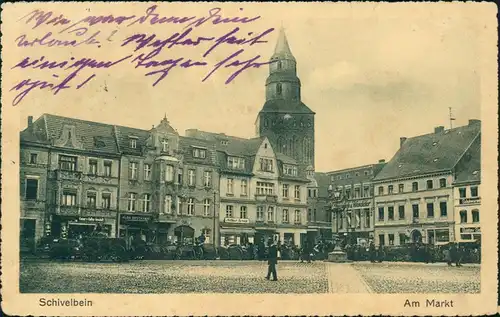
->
[272, 26, 295, 61]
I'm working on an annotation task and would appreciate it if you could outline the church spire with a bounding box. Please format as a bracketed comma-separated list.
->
[272, 27, 296, 62]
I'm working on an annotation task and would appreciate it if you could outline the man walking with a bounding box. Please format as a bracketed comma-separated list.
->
[266, 239, 278, 281]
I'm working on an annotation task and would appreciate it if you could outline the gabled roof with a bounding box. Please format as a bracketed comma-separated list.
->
[21, 114, 120, 154]
[375, 122, 481, 181]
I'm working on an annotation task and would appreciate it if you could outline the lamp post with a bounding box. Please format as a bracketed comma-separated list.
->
[326, 185, 350, 262]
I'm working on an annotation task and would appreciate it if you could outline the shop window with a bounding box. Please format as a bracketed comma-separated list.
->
[202, 229, 211, 243]
[25, 178, 38, 200]
[435, 229, 450, 243]
[388, 234, 395, 245]
[399, 233, 406, 245]
[439, 201, 447, 217]
[472, 209, 479, 223]
[379, 234, 385, 246]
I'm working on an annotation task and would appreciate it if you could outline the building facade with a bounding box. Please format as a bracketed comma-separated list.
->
[20, 115, 220, 246]
[373, 121, 481, 246]
[185, 130, 309, 247]
[327, 163, 386, 245]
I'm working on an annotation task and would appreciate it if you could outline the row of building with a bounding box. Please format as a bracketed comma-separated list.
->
[19, 28, 481, 248]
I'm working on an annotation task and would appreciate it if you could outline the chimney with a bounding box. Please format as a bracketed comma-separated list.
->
[378, 159, 385, 163]
[400, 137, 407, 148]
[468, 119, 481, 126]
[27, 116, 34, 133]
[434, 126, 444, 133]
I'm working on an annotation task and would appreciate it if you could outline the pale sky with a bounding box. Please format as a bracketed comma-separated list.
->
[6, 2, 483, 172]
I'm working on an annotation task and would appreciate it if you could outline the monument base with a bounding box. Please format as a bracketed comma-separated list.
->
[326, 247, 352, 263]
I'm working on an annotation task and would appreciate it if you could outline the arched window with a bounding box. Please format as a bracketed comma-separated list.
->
[276, 83, 282, 96]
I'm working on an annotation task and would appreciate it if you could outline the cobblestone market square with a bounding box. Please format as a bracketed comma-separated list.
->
[20, 260, 480, 294]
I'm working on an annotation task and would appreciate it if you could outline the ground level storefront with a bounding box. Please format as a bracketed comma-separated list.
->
[374, 223, 454, 246]
[50, 215, 115, 239]
[118, 214, 214, 247]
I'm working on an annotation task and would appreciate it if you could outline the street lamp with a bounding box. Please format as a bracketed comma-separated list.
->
[326, 184, 350, 262]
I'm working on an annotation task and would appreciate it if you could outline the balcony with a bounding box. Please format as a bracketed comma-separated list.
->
[255, 194, 278, 203]
[52, 205, 117, 217]
[307, 220, 332, 228]
[51, 170, 118, 186]
[55, 205, 80, 216]
[53, 170, 83, 181]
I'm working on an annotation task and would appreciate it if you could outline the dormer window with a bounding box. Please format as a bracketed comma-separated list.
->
[129, 137, 137, 149]
[283, 164, 298, 176]
[161, 139, 169, 153]
[192, 147, 207, 159]
[227, 156, 245, 169]
[221, 140, 228, 146]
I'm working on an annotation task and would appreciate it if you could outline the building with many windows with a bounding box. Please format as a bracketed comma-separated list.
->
[20, 114, 220, 246]
[453, 136, 481, 242]
[373, 120, 481, 246]
[185, 130, 310, 247]
[327, 162, 386, 245]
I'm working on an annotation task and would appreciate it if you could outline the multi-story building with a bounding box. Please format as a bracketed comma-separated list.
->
[21, 114, 121, 241]
[185, 130, 310, 247]
[453, 135, 481, 242]
[373, 120, 481, 246]
[327, 162, 386, 245]
[305, 172, 333, 242]
[20, 114, 220, 245]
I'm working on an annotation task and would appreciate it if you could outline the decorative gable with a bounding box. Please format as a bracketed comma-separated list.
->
[53, 125, 84, 149]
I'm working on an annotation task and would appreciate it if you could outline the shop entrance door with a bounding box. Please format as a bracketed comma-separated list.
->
[174, 225, 195, 244]
[20, 219, 36, 252]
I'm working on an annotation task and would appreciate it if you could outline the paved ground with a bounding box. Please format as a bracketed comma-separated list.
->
[20, 260, 480, 294]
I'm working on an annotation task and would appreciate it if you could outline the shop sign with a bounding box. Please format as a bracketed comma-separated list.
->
[120, 215, 151, 223]
[225, 218, 250, 224]
[78, 216, 105, 223]
[352, 200, 371, 208]
[460, 227, 480, 233]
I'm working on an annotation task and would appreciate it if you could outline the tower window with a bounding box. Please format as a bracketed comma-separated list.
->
[277, 60, 282, 70]
[276, 83, 282, 96]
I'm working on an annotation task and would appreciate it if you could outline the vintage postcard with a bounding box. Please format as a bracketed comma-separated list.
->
[1, 1, 498, 316]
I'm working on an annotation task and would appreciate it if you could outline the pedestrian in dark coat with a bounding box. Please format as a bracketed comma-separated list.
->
[266, 240, 278, 281]
[369, 242, 376, 263]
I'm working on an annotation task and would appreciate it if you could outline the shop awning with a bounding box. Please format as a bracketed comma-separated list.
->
[220, 227, 256, 235]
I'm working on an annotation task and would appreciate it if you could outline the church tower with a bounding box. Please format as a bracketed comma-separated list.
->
[256, 27, 315, 170]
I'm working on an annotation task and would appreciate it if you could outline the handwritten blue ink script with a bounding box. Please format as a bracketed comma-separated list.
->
[10, 5, 275, 106]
